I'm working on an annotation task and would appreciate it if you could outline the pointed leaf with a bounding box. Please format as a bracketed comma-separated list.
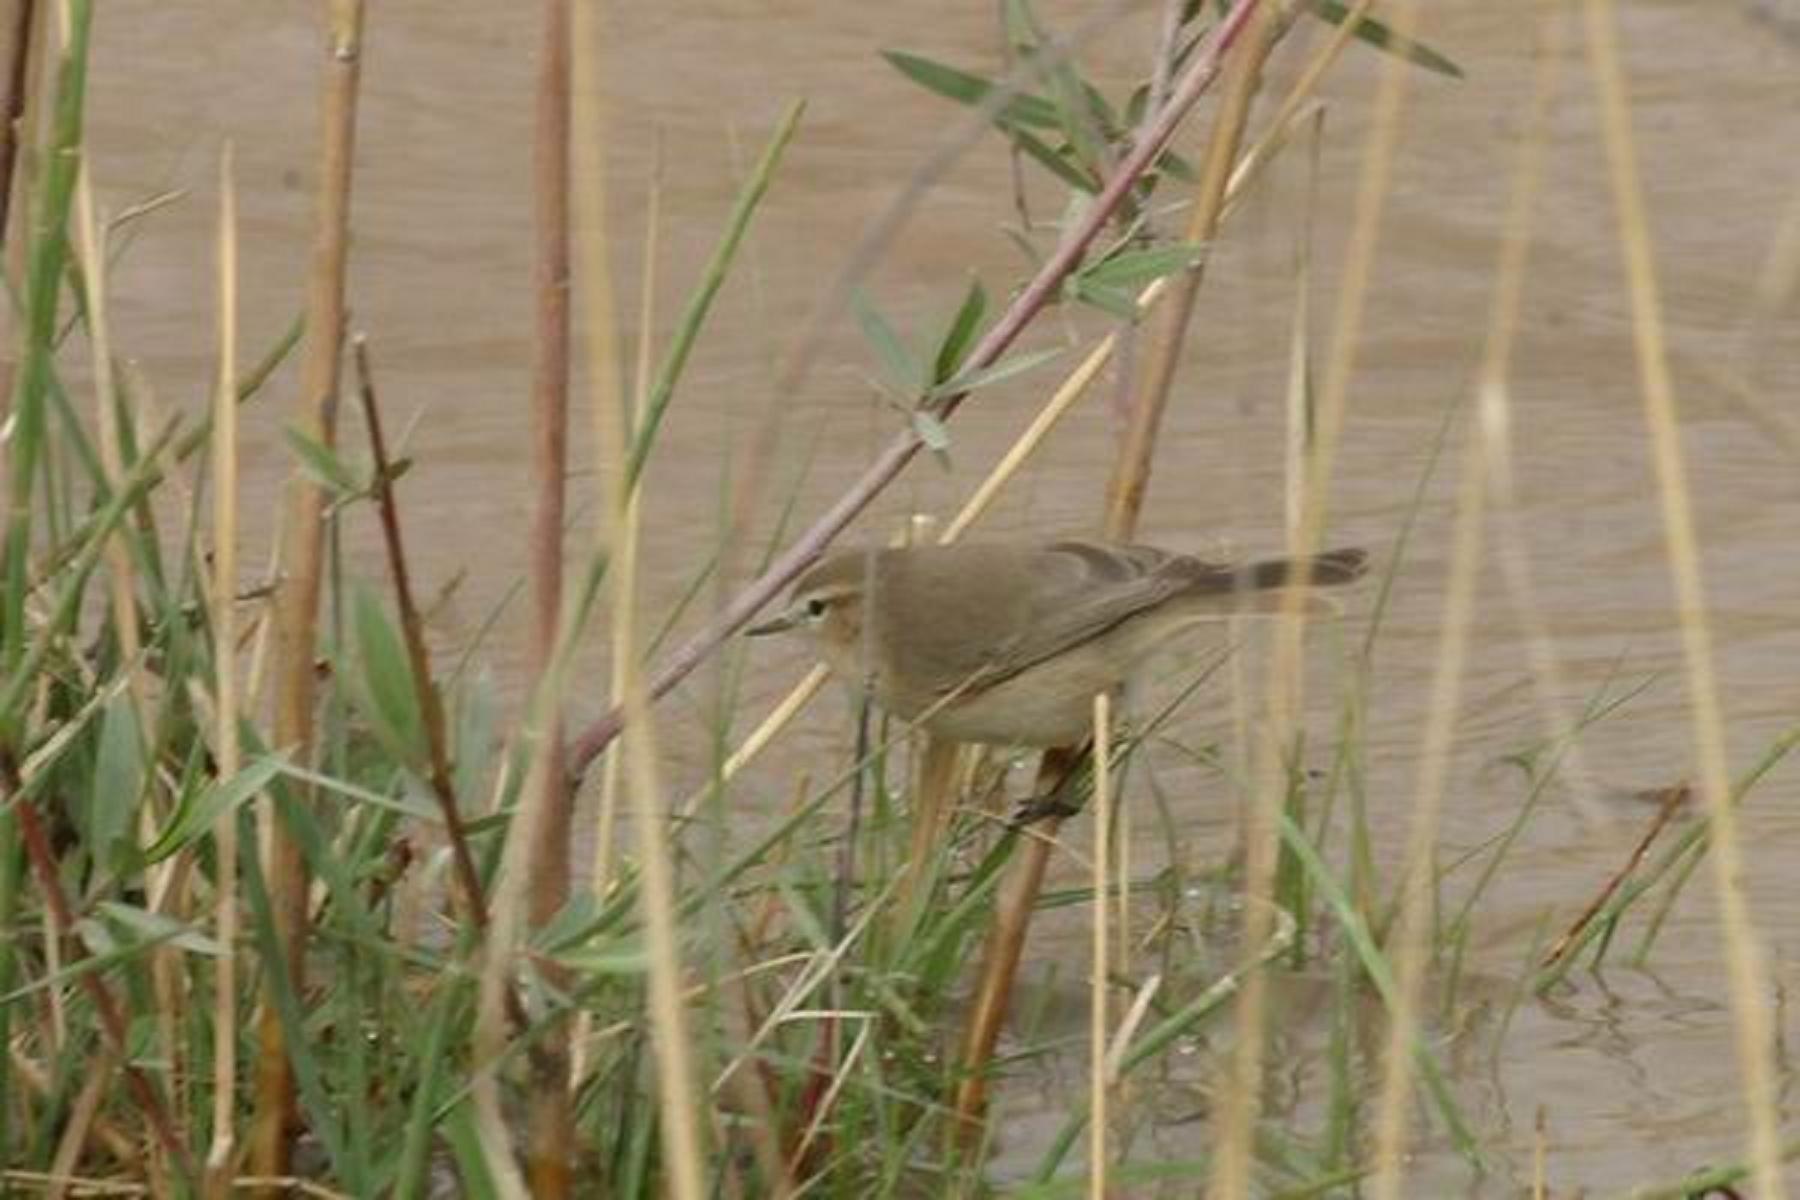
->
[1309, 1, 1465, 79]
[932, 346, 1063, 399]
[1080, 242, 1206, 290]
[353, 584, 425, 762]
[933, 277, 988, 384]
[89, 691, 142, 874]
[148, 753, 285, 862]
[97, 901, 223, 956]
[851, 290, 926, 399]
[1068, 277, 1143, 320]
[1004, 123, 1101, 194]
[282, 426, 362, 496]
[880, 49, 1061, 128]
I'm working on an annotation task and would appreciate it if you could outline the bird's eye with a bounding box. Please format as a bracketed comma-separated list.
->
[805, 597, 828, 619]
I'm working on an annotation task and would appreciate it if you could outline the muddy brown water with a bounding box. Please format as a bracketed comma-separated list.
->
[81, 1, 1800, 1192]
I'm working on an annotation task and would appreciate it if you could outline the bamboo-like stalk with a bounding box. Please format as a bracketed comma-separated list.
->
[1103, 4, 1272, 531]
[251, 0, 364, 1185]
[564, 0, 1262, 782]
[1582, 1, 1784, 1194]
[1088, 693, 1112, 1200]
[1370, 10, 1558, 1190]
[588, 133, 662, 920]
[954, 0, 1273, 1138]
[0, 0, 35, 251]
[569, 4, 707, 1193]
[202, 142, 241, 1200]
[70, 93, 196, 1183]
[1212, 0, 1420, 1184]
[522, 0, 576, 1189]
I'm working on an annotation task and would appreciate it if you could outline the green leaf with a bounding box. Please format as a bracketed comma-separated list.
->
[1080, 242, 1206, 290]
[282, 426, 362, 496]
[851, 290, 926, 399]
[96, 901, 222, 956]
[1156, 147, 1198, 184]
[1067, 277, 1143, 320]
[552, 939, 650, 975]
[1309, 0, 1465, 79]
[353, 584, 425, 763]
[147, 753, 285, 862]
[932, 346, 1063, 400]
[933, 278, 988, 384]
[89, 693, 142, 875]
[1005, 124, 1100, 194]
[880, 49, 1061, 129]
[453, 668, 499, 808]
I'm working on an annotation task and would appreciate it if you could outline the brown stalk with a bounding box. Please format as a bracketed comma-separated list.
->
[351, 338, 489, 934]
[0, 756, 192, 1181]
[250, 0, 364, 1185]
[524, 0, 575, 1192]
[898, 738, 962, 914]
[952, 0, 1275, 1135]
[1583, 2, 1784, 1189]
[564, 0, 1264, 785]
[0, 0, 35, 251]
[9, 1047, 141, 1169]
[203, 143, 241, 1200]
[353, 341, 533, 1048]
[1541, 784, 1689, 969]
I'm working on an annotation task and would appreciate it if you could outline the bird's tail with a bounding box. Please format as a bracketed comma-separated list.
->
[1242, 547, 1369, 590]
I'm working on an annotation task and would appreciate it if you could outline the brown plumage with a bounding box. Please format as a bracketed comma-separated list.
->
[750, 540, 1368, 746]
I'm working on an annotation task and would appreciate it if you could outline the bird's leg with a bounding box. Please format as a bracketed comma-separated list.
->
[1007, 707, 1142, 826]
[1008, 737, 1096, 826]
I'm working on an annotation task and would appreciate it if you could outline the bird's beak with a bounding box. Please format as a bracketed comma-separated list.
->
[745, 609, 798, 637]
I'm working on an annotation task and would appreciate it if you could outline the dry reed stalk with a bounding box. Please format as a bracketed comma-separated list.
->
[1366, 328, 1487, 1200]
[586, 134, 662, 920]
[954, 0, 1273, 1139]
[1220, 0, 1377, 218]
[897, 738, 962, 914]
[1103, 3, 1272, 529]
[1088, 694, 1113, 1200]
[1367, 5, 1557, 1191]
[564, 0, 1263, 783]
[523, 0, 576, 1188]
[60, 7, 191, 1180]
[46, 1047, 115, 1199]
[1541, 784, 1687, 969]
[1, 759, 191, 1179]
[1213, 0, 1421, 1188]
[570, 3, 707, 1192]
[0, 0, 34, 249]
[9, 1045, 140, 1170]
[1470, 7, 1607, 833]
[1532, 1107, 1548, 1200]
[251, 0, 363, 1184]
[1582, 1, 1785, 1193]
[202, 143, 241, 1199]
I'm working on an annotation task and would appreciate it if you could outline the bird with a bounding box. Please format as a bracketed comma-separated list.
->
[747, 540, 1368, 748]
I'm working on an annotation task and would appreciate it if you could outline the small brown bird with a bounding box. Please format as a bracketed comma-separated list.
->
[749, 540, 1368, 746]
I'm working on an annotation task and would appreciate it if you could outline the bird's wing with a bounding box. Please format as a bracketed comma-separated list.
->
[954, 541, 1201, 694]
